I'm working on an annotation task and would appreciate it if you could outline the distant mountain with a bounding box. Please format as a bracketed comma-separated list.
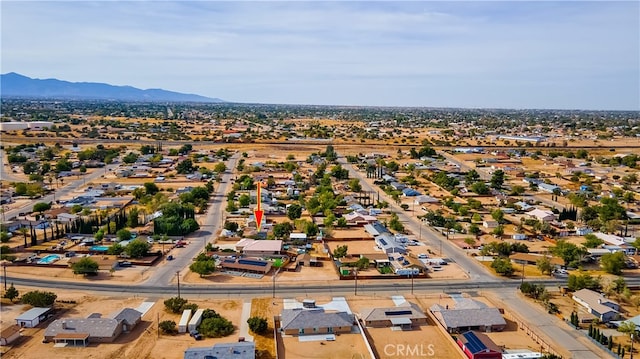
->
[0, 72, 223, 103]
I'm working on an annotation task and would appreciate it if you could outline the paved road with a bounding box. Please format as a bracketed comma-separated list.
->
[494, 289, 611, 359]
[1, 161, 120, 222]
[338, 155, 612, 359]
[0, 149, 26, 182]
[337, 156, 497, 282]
[142, 152, 240, 288]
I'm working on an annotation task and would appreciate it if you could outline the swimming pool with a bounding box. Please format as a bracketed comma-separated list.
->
[90, 245, 110, 252]
[37, 254, 61, 264]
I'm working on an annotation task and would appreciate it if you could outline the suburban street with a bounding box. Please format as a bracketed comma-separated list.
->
[142, 152, 240, 287]
[0, 149, 120, 221]
[0, 150, 618, 358]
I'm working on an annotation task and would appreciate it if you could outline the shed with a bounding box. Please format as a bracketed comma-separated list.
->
[0, 325, 21, 346]
[15, 307, 52, 328]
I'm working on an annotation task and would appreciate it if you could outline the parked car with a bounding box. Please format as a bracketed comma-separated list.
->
[118, 261, 132, 267]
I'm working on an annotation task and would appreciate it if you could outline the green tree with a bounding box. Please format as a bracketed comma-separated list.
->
[465, 169, 480, 183]
[567, 273, 602, 291]
[21, 290, 57, 307]
[490, 169, 505, 189]
[272, 222, 294, 239]
[356, 257, 370, 270]
[601, 251, 625, 275]
[190, 260, 216, 277]
[491, 209, 505, 223]
[583, 234, 604, 248]
[164, 297, 188, 313]
[0, 231, 11, 243]
[536, 256, 554, 276]
[144, 182, 160, 195]
[71, 257, 99, 276]
[124, 239, 150, 259]
[223, 221, 239, 232]
[116, 229, 132, 241]
[333, 245, 348, 259]
[491, 257, 514, 276]
[238, 194, 251, 207]
[348, 178, 362, 192]
[247, 316, 268, 334]
[226, 199, 238, 213]
[214, 162, 227, 173]
[287, 204, 303, 220]
[3, 283, 19, 302]
[389, 213, 404, 232]
[551, 240, 587, 267]
[107, 243, 124, 255]
[199, 316, 235, 338]
[33, 202, 51, 214]
[470, 181, 490, 195]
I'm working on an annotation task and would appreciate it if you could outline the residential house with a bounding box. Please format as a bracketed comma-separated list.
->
[402, 188, 421, 197]
[414, 195, 439, 205]
[235, 239, 282, 257]
[538, 183, 560, 193]
[457, 331, 503, 359]
[572, 289, 620, 323]
[184, 342, 256, 359]
[360, 302, 427, 329]
[430, 299, 506, 333]
[482, 221, 499, 229]
[527, 208, 556, 222]
[509, 253, 564, 268]
[374, 234, 407, 255]
[344, 212, 377, 225]
[220, 257, 273, 274]
[280, 308, 354, 336]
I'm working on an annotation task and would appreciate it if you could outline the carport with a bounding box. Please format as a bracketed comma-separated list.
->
[53, 333, 89, 347]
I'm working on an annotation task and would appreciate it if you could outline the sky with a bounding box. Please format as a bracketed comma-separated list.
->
[1, 1, 639, 110]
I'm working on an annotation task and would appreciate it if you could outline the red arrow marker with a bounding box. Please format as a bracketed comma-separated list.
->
[254, 181, 264, 232]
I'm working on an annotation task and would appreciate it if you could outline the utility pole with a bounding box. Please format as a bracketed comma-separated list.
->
[176, 271, 181, 299]
[2, 263, 7, 291]
[354, 268, 358, 296]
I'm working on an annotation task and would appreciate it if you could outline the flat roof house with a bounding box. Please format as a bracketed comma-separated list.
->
[184, 341, 256, 359]
[527, 208, 556, 222]
[572, 289, 620, 323]
[43, 308, 142, 346]
[15, 307, 53, 328]
[280, 308, 354, 336]
[235, 238, 282, 257]
[220, 257, 273, 274]
[430, 299, 506, 333]
[360, 302, 427, 329]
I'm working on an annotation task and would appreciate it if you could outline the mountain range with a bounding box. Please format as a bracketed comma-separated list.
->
[0, 72, 223, 103]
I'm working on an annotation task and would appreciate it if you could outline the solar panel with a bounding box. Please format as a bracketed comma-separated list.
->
[385, 310, 412, 316]
[223, 259, 236, 263]
[379, 238, 388, 246]
[238, 259, 268, 267]
[463, 332, 487, 353]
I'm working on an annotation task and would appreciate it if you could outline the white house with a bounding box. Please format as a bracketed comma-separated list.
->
[572, 289, 620, 323]
[527, 208, 556, 222]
